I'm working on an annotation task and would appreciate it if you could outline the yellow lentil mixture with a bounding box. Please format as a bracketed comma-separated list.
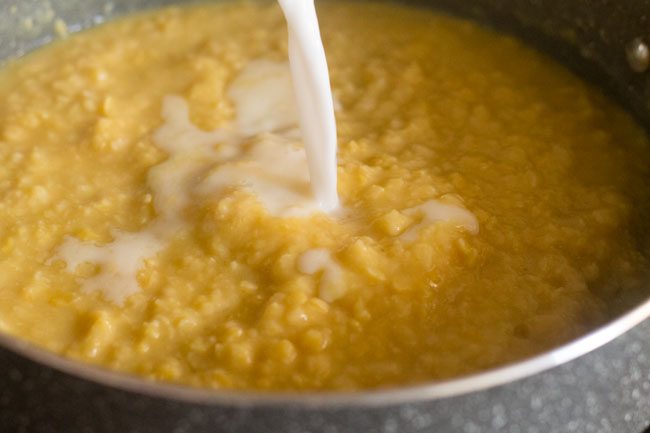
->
[0, 1, 649, 391]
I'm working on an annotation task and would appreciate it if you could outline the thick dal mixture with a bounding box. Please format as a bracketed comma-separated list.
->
[0, 2, 649, 391]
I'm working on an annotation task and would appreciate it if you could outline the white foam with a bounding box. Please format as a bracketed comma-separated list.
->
[54, 230, 163, 304]
[298, 248, 345, 302]
[52, 58, 332, 303]
[401, 200, 479, 242]
[228, 59, 299, 135]
[198, 133, 320, 216]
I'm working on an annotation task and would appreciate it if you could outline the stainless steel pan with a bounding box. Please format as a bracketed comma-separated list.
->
[1, 1, 650, 432]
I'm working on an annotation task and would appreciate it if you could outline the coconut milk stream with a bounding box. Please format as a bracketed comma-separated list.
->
[278, 0, 339, 212]
[50, 1, 479, 304]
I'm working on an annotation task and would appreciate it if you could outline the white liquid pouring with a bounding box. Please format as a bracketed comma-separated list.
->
[50, 2, 480, 304]
[51, 61, 319, 304]
[277, 0, 339, 212]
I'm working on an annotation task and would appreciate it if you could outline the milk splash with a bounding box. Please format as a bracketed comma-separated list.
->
[49, 2, 479, 305]
[51, 60, 324, 304]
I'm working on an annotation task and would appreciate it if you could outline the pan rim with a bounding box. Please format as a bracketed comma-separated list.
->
[1, 294, 650, 407]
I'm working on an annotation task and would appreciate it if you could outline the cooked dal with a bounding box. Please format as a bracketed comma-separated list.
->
[0, 1, 648, 390]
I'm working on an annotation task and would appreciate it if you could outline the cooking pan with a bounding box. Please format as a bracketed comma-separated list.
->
[1, 0, 650, 432]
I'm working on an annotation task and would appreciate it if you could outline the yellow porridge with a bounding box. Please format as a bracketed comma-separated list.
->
[0, 1, 648, 391]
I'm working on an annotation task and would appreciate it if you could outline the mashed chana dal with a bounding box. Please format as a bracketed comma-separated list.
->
[0, 1, 649, 391]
